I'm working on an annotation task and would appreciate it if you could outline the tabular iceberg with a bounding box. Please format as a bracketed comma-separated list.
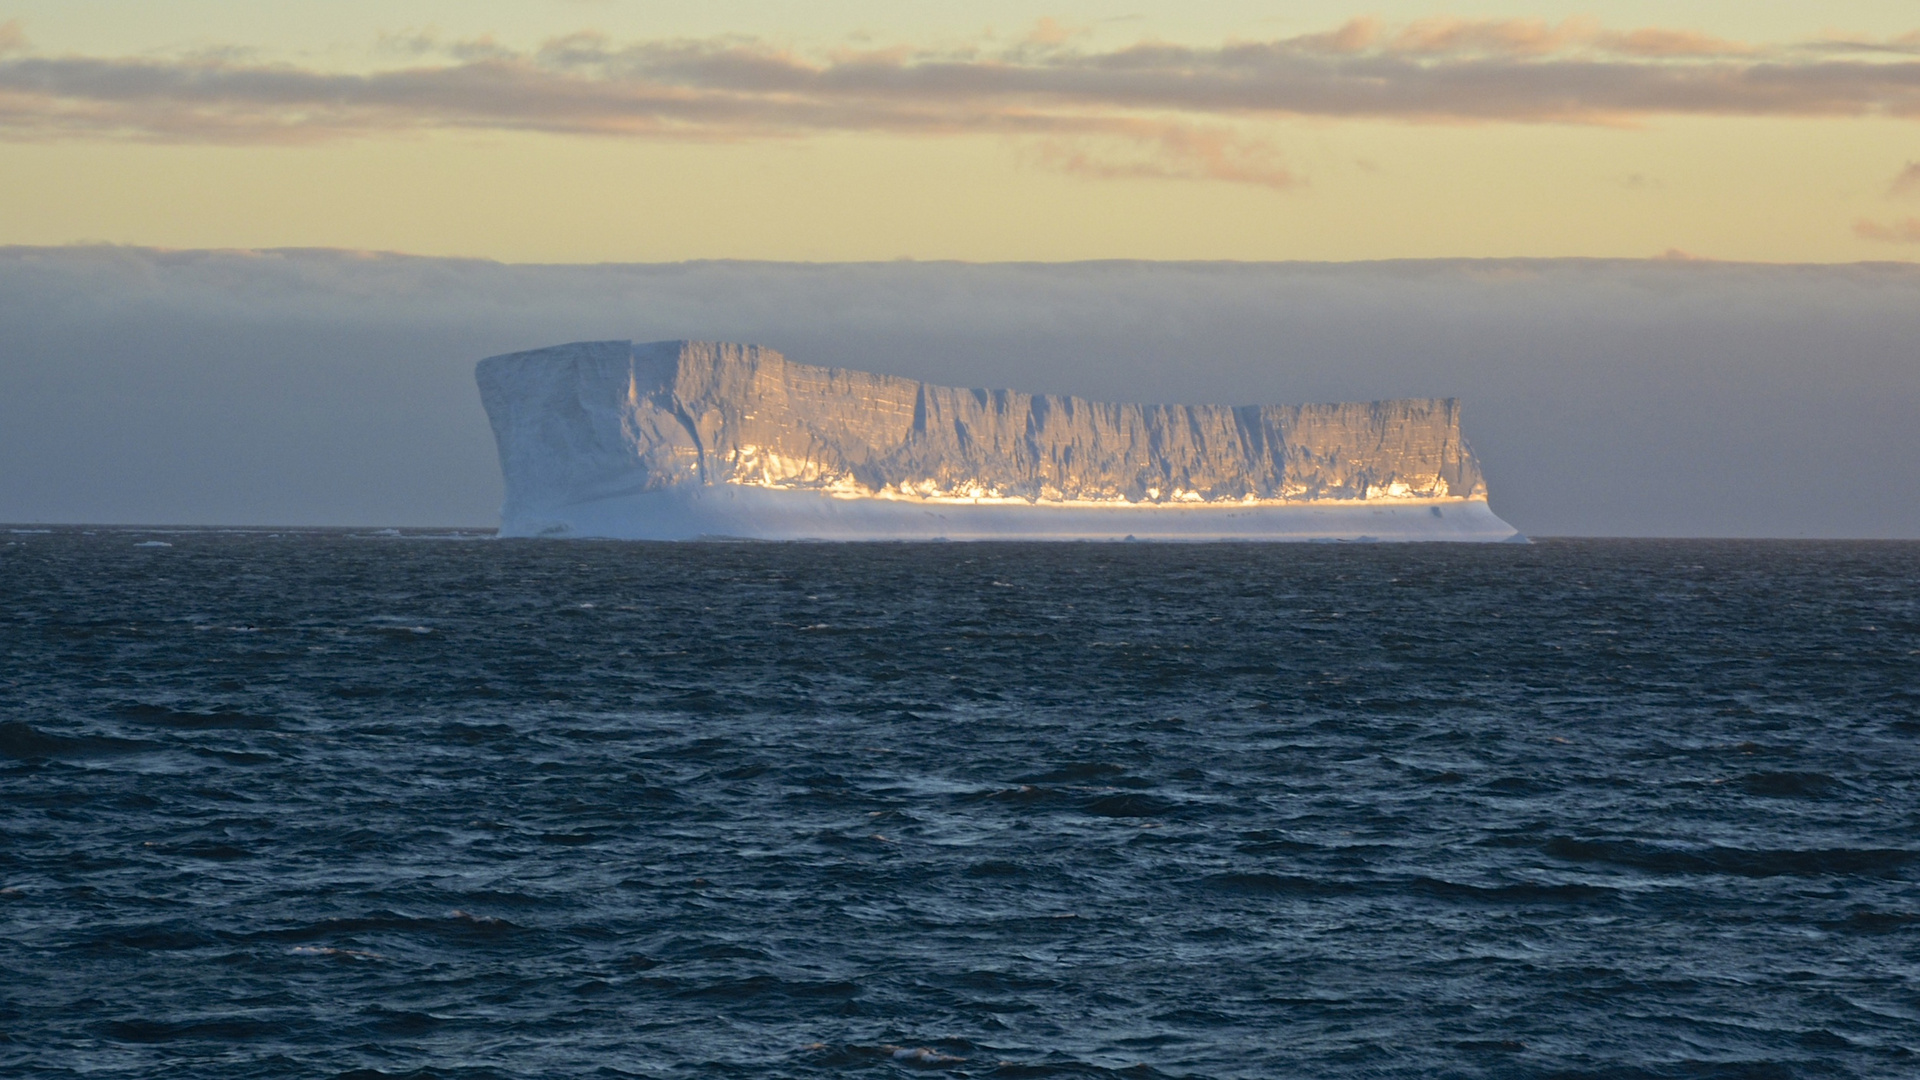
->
[477, 340, 1523, 542]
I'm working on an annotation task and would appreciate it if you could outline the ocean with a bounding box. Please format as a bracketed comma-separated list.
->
[2, 530, 1916, 1078]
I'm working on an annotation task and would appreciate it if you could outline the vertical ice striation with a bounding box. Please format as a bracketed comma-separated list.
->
[476, 340, 1518, 541]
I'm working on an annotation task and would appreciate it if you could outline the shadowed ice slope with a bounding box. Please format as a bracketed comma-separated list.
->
[477, 340, 1516, 540]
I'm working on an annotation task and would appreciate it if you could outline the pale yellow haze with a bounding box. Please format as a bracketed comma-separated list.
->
[3, 1, 1919, 262]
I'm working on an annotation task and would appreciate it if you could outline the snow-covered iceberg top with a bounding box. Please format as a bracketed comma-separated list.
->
[477, 340, 1516, 541]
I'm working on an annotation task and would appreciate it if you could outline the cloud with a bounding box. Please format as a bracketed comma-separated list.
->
[1891, 160, 1920, 197]
[1803, 30, 1920, 57]
[0, 18, 1917, 187]
[1030, 122, 1299, 188]
[1304, 16, 1755, 59]
[1854, 216, 1920, 242]
[1023, 18, 1086, 48]
[0, 20, 27, 55]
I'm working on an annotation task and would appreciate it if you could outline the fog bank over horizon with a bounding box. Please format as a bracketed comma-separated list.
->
[1, 247, 1915, 538]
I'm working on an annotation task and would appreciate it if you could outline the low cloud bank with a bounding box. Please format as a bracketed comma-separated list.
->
[1, 247, 1915, 537]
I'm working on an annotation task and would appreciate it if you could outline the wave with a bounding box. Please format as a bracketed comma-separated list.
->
[0, 720, 154, 759]
[1544, 837, 1919, 878]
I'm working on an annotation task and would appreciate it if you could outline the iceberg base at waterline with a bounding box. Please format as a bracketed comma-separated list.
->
[499, 484, 1523, 542]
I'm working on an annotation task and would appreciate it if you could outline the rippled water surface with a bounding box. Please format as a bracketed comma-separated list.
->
[3, 531, 1918, 1079]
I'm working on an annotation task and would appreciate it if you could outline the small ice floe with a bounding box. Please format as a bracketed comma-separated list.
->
[290, 945, 384, 960]
[134, 541, 172, 548]
[448, 909, 508, 926]
[884, 1046, 964, 1066]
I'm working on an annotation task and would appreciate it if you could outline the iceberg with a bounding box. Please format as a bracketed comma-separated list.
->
[476, 340, 1523, 542]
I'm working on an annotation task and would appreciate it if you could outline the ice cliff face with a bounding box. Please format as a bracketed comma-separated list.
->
[477, 340, 1491, 528]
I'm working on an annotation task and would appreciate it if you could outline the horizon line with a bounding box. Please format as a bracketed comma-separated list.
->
[7, 523, 1917, 542]
[5, 242, 1920, 271]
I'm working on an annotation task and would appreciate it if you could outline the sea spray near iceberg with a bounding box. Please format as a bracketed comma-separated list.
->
[476, 340, 1522, 541]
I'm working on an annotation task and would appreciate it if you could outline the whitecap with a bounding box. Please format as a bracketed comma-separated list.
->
[886, 1046, 963, 1065]
[290, 946, 384, 960]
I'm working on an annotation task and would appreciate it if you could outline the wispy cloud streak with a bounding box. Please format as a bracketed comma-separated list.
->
[1854, 216, 1920, 242]
[1891, 161, 1920, 197]
[0, 17, 1917, 185]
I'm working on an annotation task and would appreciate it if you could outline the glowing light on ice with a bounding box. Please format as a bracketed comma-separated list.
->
[477, 340, 1523, 542]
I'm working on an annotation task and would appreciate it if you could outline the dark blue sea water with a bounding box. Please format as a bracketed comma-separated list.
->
[2, 531, 1917, 1079]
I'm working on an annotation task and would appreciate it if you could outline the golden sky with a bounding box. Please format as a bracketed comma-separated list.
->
[3, 1, 1919, 262]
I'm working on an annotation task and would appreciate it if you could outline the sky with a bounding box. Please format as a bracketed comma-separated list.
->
[1, 1, 1919, 261]
[1, 4, 1917, 536]
[3, 248, 1917, 538]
